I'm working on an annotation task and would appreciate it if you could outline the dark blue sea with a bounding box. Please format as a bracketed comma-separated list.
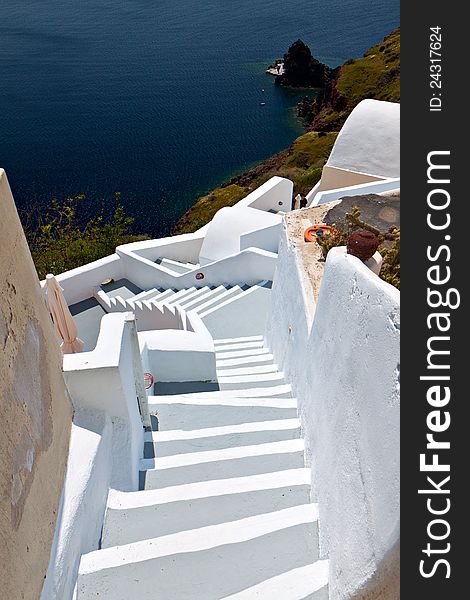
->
[0, 0, 399, 236]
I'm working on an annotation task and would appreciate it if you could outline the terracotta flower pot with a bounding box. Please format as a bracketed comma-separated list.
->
[346, 229, 380, 261]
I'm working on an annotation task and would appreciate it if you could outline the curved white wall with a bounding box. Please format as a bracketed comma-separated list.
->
[326, 99, 400, 179]
[265, 235, 400, 599]
[199, 206, 282, 265]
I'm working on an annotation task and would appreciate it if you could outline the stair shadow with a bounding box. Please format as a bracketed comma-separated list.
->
[82, 525, 317, 599]
[152, 405, 298, 431]
[153, 381, 220, 395]
[143, 451, 305, 489]
[151, 428, 300, 457]
[103, 487, 312, 546]
[150, 414, 159, 431]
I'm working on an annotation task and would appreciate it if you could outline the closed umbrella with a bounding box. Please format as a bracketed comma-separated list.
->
[45, 274, 84, 354]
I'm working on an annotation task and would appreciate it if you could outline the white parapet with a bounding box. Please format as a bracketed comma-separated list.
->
[41, 411, 113, 600]
[63, 313, 145, 492]
[265, 229, 400, 599]
[307, 177, 400, 207]
[138, 311, 216, 383]
[51, 253, 125, 305]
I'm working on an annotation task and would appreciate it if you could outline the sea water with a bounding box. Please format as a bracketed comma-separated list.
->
[0, 0, 399, 235]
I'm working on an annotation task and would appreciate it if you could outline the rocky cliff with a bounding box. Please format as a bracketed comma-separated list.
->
[174, 28, 400, 234]
[274, 39, 331, 89]
[298, 28, 400, 131]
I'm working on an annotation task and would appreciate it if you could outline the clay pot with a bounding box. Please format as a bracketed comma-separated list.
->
[346, 229, 380, 261]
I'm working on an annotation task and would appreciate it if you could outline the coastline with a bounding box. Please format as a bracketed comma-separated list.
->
[173, 28, 400, 235]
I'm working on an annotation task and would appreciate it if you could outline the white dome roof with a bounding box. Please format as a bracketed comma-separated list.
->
[327, 99, 400, 178]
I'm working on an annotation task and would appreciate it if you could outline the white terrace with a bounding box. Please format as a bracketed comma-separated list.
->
[1, 100, 400, 600]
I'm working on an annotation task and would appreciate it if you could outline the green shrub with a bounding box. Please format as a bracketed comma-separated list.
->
[22, 193, 148, 279]
[316, 206, 400, 289]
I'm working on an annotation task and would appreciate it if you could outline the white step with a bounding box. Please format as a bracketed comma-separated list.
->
[132, 288, 174, 304]
[144, 418, 301, 457]
[173, 285, 213, 307]
[140, 439, 305, 488]
[145, 418, 300, 443]
[178, 383, 292, 398]
[214, 335, 264, 346]
[148, 394, 295, 408]
[135, 288, 174, 303]
[217, 372, 286, 390]
[151, 384, 292, 403]
[222, 561, 329, 600]
[165, 285, 207, 306]
[152, 288, 176, 302]
[129, 287, 159, 302]
[148, 396, 297, 431]
[140, 440, 305, 490]
[214, 347, 271, 360]
[141, 438, 305, 471]
[164, 286, 200, 305]
[216, 353, 275, 369]
[200, 283, 272, 339]
[215, 340, 266, 353]
[216, 363, 278, 377]
[102, 468, 311, 547]
[77, 505, 319, 600]
[180, 285, 228, 310]
[192, 285, 244, 314]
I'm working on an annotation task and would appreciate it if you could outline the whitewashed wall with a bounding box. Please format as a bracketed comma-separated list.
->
[326, 100, 400, 179]
[54, 254, 124, 305]
[124, 231, 205, 264]
[43, 313, 147, 598]
[308, 177, 400, 207]
[265, 234, 400, 599]
[118, 245, 277, 291]
[198, 206, 282, 265]
[138, 311, 216, 382]
[236, 176, 293, 211]
[50, 176, 292, 303]
[41, 411, 113, 600]
[63, 313, 144, 492]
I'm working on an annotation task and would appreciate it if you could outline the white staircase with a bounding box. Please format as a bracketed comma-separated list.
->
[76, 336, 329, 599]
[96, 281, 273, 338]
[154, 257, 199, 274]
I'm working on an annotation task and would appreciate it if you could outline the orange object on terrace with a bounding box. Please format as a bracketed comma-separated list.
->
[304, 224, 337, 243]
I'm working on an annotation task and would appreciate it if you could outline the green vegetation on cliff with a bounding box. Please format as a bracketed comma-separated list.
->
[25, 28, 400, 272]
[303, 28, 400, 131]
[24, 194, 148, 279]
[174, 131, 338, 234]
[175, 28, 399, 234]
